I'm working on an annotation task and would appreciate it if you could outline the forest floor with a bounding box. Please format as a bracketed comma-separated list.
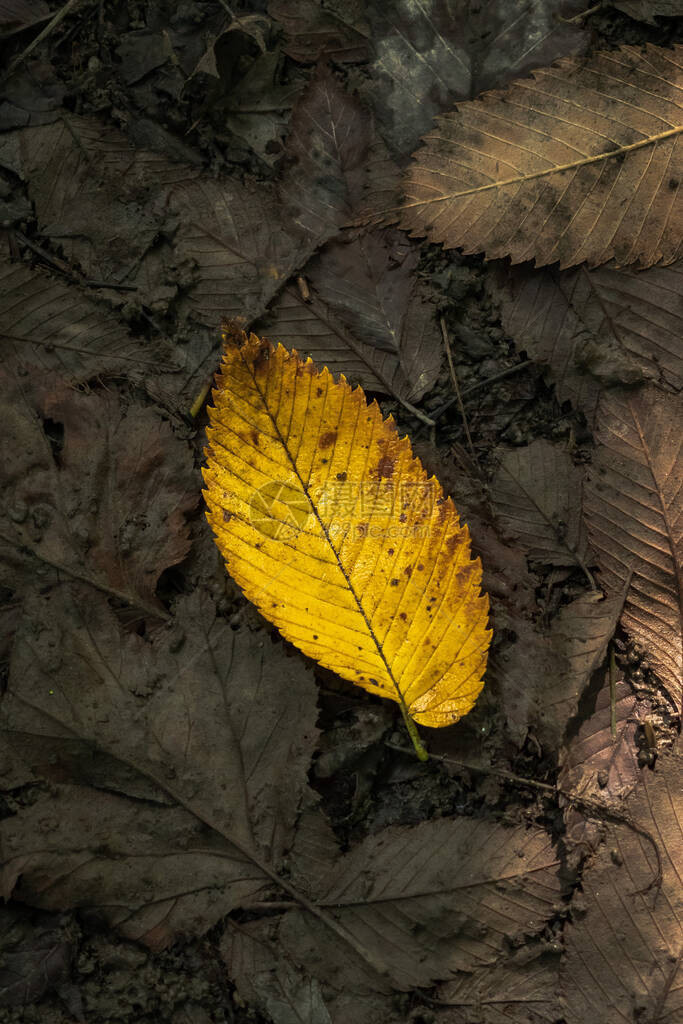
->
[0, 3, 681, 1024]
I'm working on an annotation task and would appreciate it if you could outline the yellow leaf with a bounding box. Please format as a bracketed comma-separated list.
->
[203, 329, 491, 758]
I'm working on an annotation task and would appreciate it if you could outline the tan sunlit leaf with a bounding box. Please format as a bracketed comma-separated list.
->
[584, 386, 682, 711]
[203, 331, 491, 748]
[400, 45, 683, 270]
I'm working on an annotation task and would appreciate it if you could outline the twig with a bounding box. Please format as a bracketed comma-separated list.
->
[426, 359, 534, 427]
[439, 317, 477, 465]
[610, 645, 618, 741]
[558, 2, 603, 23]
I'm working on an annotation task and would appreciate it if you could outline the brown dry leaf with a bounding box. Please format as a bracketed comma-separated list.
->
[225, 814, 564, 1003]
[493, 261, 683, 425]
[203, 332, 491, 746]
[560, 746, 682, 1023]
[269, 0, 371, 63]
[490, 439, 593, 578]
[434, 956, 560, 1024]
[169, 176, 305, 326]
[584, 385, 682, 711]
[278, 63, 373, 252]
[401, 44, 683, 270]
[0, 372, 195, 618]
[559, 676, 642, 849]
[357, 0, 588, 157]
[259, 229, 441, 402]
[0, 255, 175, 380]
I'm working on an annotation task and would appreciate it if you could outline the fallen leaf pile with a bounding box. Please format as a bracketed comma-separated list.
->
[0, 2, 681, 1023]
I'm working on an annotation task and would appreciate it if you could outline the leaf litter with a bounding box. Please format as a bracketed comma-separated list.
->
[0, 3, 681, 1023]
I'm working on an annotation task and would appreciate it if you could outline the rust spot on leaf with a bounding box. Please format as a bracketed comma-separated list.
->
[320, 430, 337, 449]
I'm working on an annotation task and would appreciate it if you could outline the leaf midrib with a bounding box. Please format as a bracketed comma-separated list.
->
[239, 346, 413, 718]
[400, 125, 682, 211]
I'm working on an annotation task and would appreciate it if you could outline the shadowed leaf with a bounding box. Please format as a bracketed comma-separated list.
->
[259, 230, 441, 402]
[278, 63, 373, 252]
[0, 373, 195, 617]
[269, 0, 370, 63]
[490, 439, 592, 576]
[493, 261, 683, 425]
[560, 747, 683, 1023]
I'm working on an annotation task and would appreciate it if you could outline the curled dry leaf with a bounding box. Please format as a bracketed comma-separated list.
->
[584, 386, 682, 711]
[560, 746, 682, 1023]
[401, 44, 683, 270]
[259, 229, 441, 403]
[203, 331, 491, 752]
[0, 372, 195, 617]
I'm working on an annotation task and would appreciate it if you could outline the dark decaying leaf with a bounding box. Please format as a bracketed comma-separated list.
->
[269, 0, 371, 63]
[559, 676, 642, 849]
[0, 373, 195, 617]
[613, 0, 683, 23]
[0, 908, 75, 1009]
[358, 0, 587, 157]
[401, 45, 683, 269]
[493, 261, 683, 425]
[169, 176, 305, 326]
[11, 116, 199, 285]
[259, 229, 441, 401]
[584, 386, 682, 710]
[560, 746, 682, 1023]
[490, 439, 592, 575]
[0, 586, 319, 947]
[0, 583, 564, 1007]
[488, 591, 623, 750]
[0, 255, 176, 379]
[222, 51, 303, 167]
[223, 920, 333, 1024]
[278, 63, 372, 252]
[0, 0, 49, 36]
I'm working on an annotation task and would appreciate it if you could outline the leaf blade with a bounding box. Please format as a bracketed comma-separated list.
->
[203, 332, 491, 728]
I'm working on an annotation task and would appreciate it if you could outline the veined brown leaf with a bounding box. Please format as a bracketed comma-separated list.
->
[585, 386, 682, 711]
[203, 331, 491, 755]
[400, 44, 683, 270]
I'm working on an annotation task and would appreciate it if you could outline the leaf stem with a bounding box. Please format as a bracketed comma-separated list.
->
[398, 704, 429, 761]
